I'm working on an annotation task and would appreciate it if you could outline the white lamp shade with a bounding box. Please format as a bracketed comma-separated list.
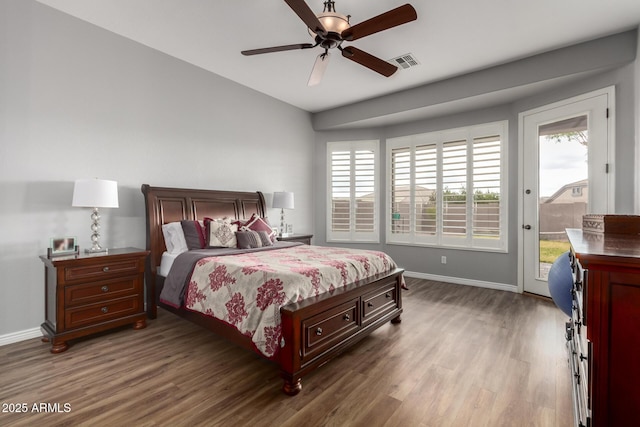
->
[72, 179, 119, 208]
[272, 191, 294, 210]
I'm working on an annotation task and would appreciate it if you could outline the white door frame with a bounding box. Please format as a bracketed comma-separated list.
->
[517, 86, 615, 294]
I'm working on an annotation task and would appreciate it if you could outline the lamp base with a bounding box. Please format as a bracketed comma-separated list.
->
[86, 207, 108, 254]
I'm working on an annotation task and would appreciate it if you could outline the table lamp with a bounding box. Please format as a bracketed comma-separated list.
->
[272, 191, 294, 237]
[72, 178, 119, 253]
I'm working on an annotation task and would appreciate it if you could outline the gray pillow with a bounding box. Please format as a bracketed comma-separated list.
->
[180, 220, 205, 250]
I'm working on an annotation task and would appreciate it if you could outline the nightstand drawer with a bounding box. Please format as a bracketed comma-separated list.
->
[65, 296, 141, 329]
[64, 259, 142, 282]
[65, 277, 140, 307]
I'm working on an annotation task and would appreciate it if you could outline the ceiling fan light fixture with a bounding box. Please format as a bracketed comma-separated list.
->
[308, 1, 350, 42]
[317, 12, 350, 34]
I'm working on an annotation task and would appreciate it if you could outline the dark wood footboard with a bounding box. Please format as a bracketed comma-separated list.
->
[279, 267, 404, 395]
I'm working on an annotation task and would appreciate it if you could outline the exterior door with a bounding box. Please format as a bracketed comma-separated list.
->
[520, 88, 613, 296]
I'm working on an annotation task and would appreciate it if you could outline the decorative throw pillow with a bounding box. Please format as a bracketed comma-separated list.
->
[162, 222, 189, 254]
[240, 214, 276, 242]
[207, 219, 238, 248]
[256, 230, 273, 247]
[236, 230, 274, 249]
[236, 230, 263, 249]
[180, 220, 206, 250]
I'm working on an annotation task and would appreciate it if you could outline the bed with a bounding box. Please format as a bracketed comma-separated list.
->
[141, 184, 404, 395]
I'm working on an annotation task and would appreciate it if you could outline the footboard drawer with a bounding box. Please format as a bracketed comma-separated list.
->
[362, 283, 399, 326]
[301, 298, 360, 361]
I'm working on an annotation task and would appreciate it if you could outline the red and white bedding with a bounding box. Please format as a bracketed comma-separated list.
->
[180, 245, 398, 358]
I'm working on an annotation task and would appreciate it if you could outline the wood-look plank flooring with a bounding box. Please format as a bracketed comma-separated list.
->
[0, 278, 573, 426]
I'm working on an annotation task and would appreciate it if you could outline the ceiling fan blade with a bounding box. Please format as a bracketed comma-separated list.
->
[241, 43, 315, 56]
[341, 46, 397, 77]
[308, 52, 330, 86]
[341, 4, 417, 41]
[284, 0, 327, 36]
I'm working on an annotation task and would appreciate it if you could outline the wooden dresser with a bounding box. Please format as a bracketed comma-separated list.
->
[566, 228, 640, 427]
[40, 247, 149, 353]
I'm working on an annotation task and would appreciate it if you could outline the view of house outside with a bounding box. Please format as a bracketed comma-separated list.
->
[538, 128, 588, 278]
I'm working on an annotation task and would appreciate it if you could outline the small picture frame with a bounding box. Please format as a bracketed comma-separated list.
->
[286, 224, 294, 235]
[49, 236, 78, 257]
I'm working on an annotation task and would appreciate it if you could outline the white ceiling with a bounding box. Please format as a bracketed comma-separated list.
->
[37, 0, 640, 113]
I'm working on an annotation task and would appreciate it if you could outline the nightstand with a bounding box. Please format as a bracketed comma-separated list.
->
[40, 247, 149, 353]
[277, 234, 313, 245]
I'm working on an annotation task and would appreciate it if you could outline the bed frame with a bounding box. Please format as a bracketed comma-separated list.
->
[141, 184, 403, 395]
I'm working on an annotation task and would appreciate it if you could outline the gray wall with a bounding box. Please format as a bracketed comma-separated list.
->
[313, 32, 638, 288]
[0, 1, 315, 338]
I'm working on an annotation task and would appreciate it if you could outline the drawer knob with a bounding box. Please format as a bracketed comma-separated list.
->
[367, 302, 374, 307]
[315, 327, 323, 336]
[385, 292, 391, 298]
[103, 267, 110, 272]
[343, 314, 350, 321]
[101, 307, 108, 314]
[101, 286, 109, 293]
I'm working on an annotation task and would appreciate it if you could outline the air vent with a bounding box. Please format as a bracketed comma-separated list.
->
[389, 53, 419, 69]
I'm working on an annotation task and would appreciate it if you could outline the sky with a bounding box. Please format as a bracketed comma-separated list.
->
[538, 136, 588, 197]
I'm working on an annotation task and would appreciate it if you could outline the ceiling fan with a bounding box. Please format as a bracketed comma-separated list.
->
[241, 0, 417, 86]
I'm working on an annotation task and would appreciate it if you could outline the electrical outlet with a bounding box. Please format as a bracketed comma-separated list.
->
[441, 256, 447, 264]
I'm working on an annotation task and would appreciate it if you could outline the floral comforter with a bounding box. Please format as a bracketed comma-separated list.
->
[183, 245, 398, 358]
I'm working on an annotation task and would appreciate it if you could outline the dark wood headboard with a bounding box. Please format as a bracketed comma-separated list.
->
[140, 184, 266, 318]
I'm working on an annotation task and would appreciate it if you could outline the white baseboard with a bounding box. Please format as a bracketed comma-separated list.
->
[0, 327, 42, 347]
[404, 271, 519, 293]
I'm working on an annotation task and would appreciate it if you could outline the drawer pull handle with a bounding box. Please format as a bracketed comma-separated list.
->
[103, 267, 110, 272]
[101, 286, 109, 293]
[367, 302, 374, 307]
[343, 314, 350, 321]
[385, 293, 391, 298]
[315, 327, 323, 336]
[579, 353, 588, 362]
[101, 307, 108, 314]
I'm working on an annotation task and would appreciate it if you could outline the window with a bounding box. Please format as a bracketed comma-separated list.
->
[387, 121, 507, 251]
[327, 140, 379, 242]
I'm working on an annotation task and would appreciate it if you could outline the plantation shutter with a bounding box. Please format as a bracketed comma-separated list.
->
[327, 140, 379, 242]
[390, 147, 411, 236]
[386, 121, 507, 251]
[415, 144, 437, 236]
[442, 140, 467, 239]
[472, 134, 502, 242]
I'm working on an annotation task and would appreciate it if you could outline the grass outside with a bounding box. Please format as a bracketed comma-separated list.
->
[540, 239, 571, 264]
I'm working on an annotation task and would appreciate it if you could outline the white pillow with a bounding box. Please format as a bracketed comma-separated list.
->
[162, 222, 189, 254]
[207, 219, 238, 248]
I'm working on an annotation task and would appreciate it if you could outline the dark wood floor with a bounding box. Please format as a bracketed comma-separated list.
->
[0, 278, 572, 426]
